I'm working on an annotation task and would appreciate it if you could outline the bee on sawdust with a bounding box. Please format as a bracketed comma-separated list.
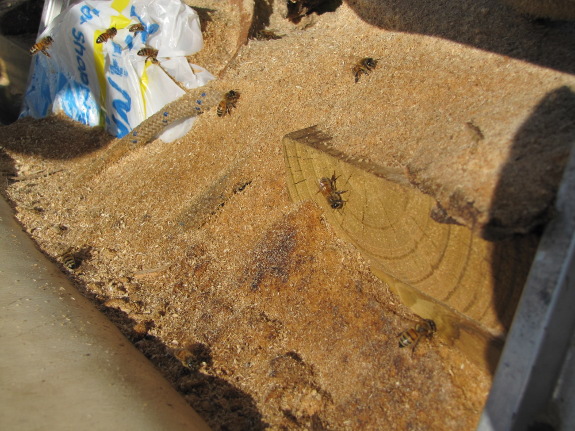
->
[60, 247, 81, 270]
[30, 36, 54, 57]
[128, 23, 145, 34]
[217, 90, 241, 117]
[317, 172, 347, 210]
[175, 343, 212, 371]
[137, 47, 159, 64]
[251, 29, 283, 41]
[175, 349, 200, 370]
[352, 57, 378, 83]
[398, 317, 437, 353]
[96, 27, 117, 44]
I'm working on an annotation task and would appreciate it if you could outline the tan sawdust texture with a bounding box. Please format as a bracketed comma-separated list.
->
[2, 0, 575, 429]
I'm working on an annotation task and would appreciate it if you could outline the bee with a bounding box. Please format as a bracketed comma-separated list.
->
[217, 90, 241, 117]
[174, 343, 211, 371]
[317, 172, 347, 209]
[60, 248, 80, 270]
[128, 23, 145, 34]
[96, 27, 117, 44]
[398, 318, 437, 353]
[251, 29, 283, 40]
[137, 47, 159, 63]
[352, 57, 378, 83]
[29, 36, 54, 57]
[175, 349, 202, 370]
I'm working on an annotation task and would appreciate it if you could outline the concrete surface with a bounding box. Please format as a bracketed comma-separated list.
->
[0, 195, 211, 431]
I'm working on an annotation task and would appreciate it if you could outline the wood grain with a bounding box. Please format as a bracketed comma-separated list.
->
[283, 126, 538, 371]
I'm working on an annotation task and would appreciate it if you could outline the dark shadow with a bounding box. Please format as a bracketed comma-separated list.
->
[0, 116, 112, 160]
[249, 0, 275, 38]
[0, 0, 43, 35]
[484, 87, 575, 240]
[87, 286, 268, 431]
[0, 0, 43, 125]
[344, 0, 575, 75]
[0, 57, 22, 125]
[0, 141, 17, 179]
[190, 6, 217, 33]
[485, 86, 575, 369]
[287, 0, 343, 24]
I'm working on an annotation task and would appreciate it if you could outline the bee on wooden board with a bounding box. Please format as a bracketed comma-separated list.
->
[60, 247, 80, 270]
[96, 27, 117, 44]
[30, 36, 54, 57]
[317, 172, 347, 209]
[398, 318, 437, 353]
[352, 57, 378, 83]
[137, 47, 159, 63]
[217, 90, 241, 117]
[128, 23, 145, 34]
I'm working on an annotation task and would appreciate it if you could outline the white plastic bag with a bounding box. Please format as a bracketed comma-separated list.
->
[21, 0, 215, 142]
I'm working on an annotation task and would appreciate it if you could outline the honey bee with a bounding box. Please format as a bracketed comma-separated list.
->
[398, 318, 437, 353]
[174, 343, 212, 371]
[317, 172, 347, 209]
[251, 29, 283, 40]
[352, 57, 378, 83]
[137, 47, 159, 63]
[96, 27, 117, 44]
[175, 349, 201, 370]
[60, 248, 80, 270]
[128, 23, 145, 34]
[217, 90, 241, 117]
[29, 36, 54, 57]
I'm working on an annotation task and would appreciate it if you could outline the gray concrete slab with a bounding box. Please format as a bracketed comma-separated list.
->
[0, 195, 211, 431]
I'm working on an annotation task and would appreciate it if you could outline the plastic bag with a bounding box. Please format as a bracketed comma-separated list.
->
[21, 0, 215, 142]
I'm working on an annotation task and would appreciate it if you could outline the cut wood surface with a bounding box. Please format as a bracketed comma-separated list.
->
[284, 126, 539, 369]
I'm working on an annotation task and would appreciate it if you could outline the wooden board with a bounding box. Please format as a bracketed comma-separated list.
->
[283, 126, 539, 371]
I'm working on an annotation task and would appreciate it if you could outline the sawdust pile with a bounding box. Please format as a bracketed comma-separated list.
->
[2, 0, 575, 429]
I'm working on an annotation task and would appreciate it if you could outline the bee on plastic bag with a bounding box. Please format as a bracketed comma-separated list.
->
[137, 47, 159, 64]
[128, 23, 145, 34]
[30, 36, 54, 57]
[96, 27, 117, 44]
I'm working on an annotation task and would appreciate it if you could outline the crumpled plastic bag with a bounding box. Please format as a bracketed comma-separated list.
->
[21, 0, 215, 142]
